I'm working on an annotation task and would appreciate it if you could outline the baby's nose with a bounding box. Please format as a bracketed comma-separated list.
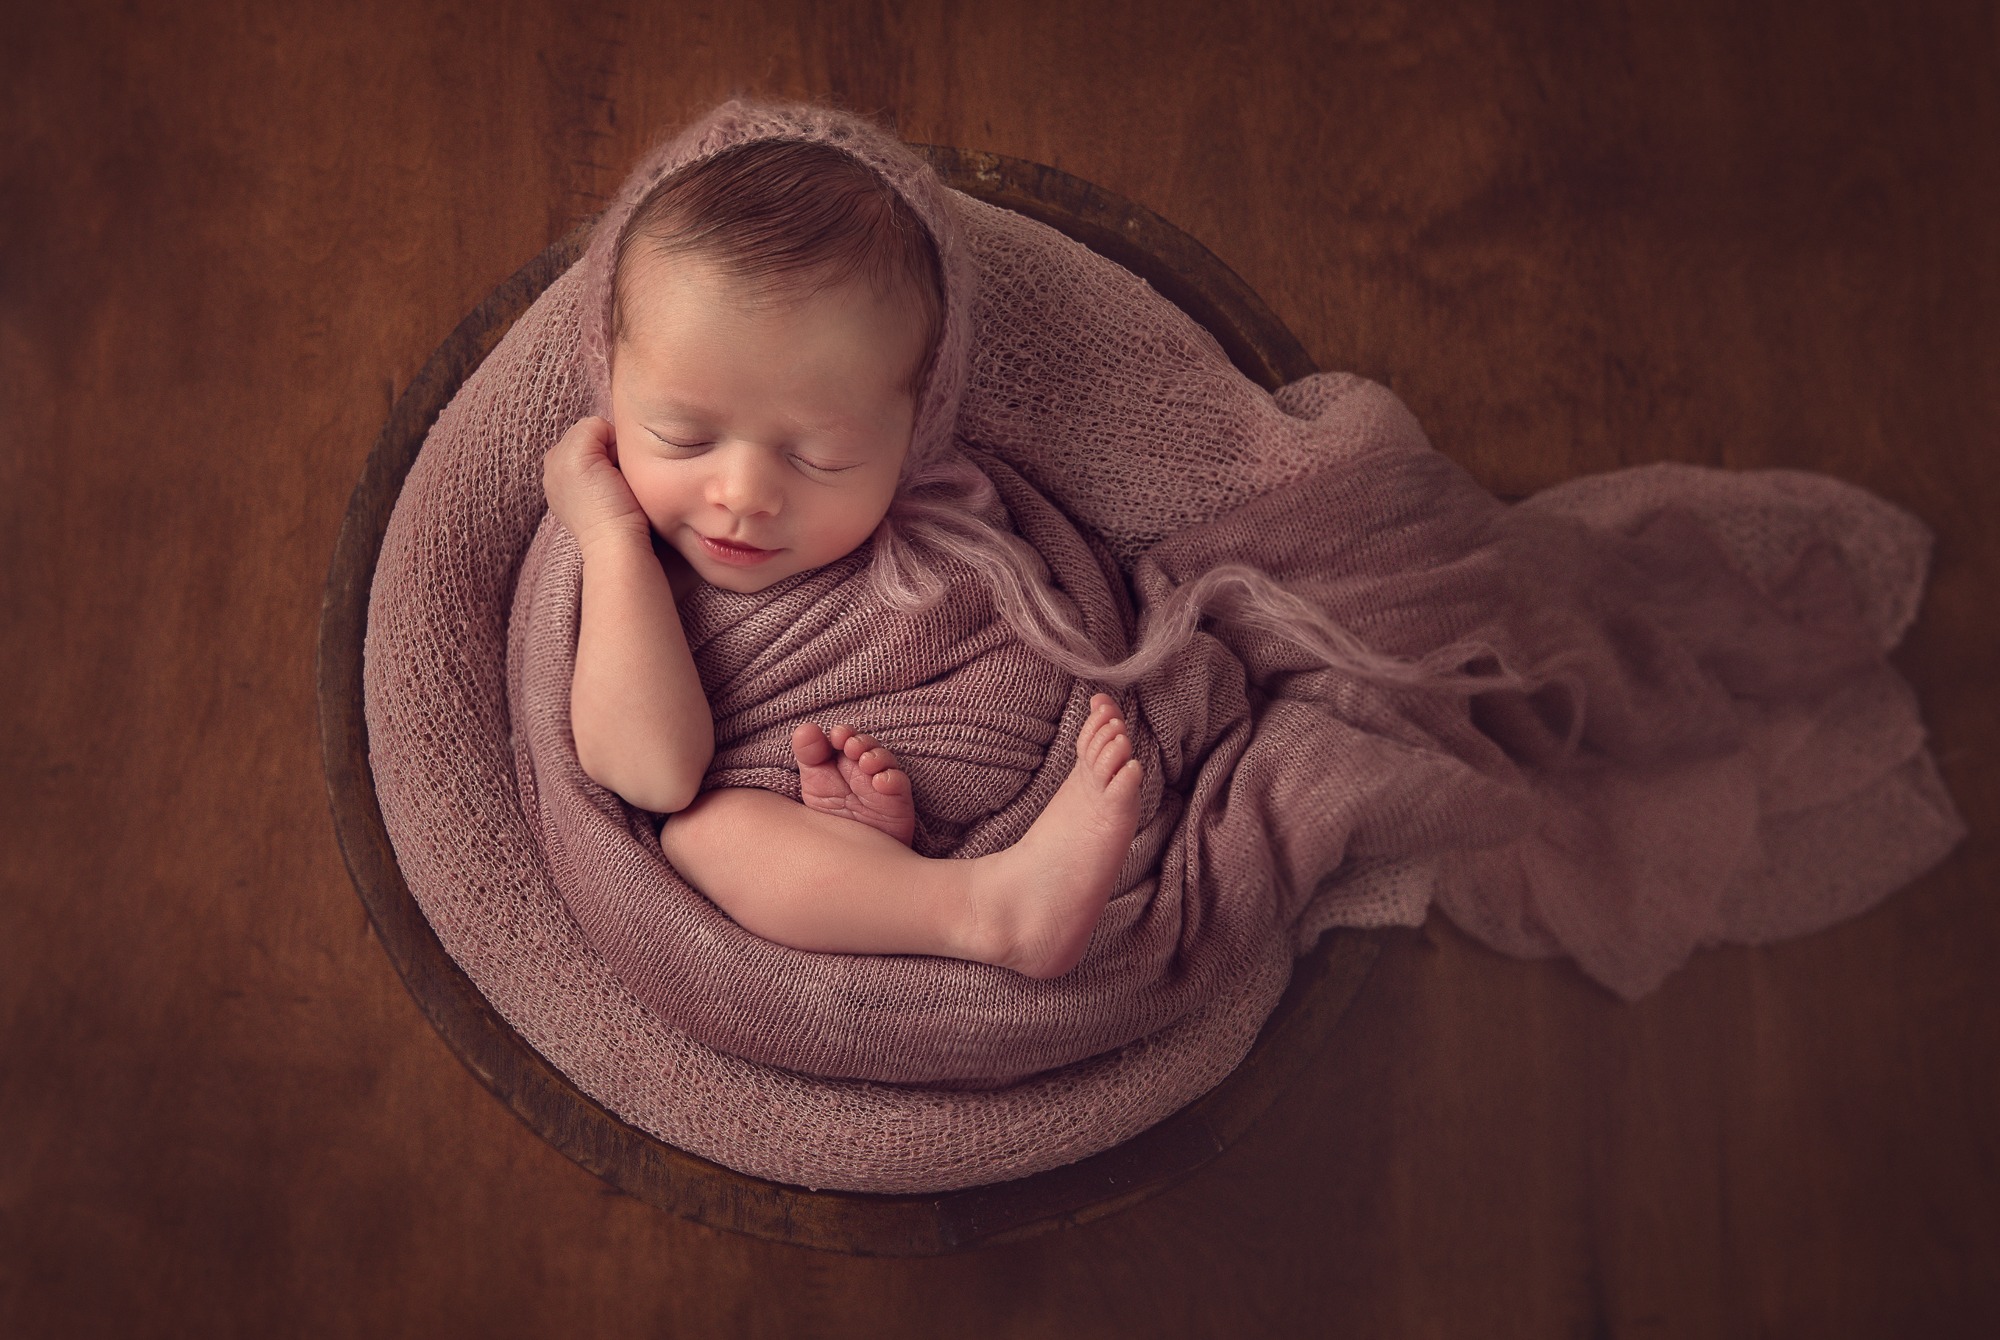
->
[708, 444, 784, 516]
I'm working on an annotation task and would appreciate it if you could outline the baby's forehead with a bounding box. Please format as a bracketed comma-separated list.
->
[619, 248, 923, 325]
[615, 250, 933, 400]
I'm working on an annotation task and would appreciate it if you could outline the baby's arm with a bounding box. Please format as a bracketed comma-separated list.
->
[544, 416, 715, 813]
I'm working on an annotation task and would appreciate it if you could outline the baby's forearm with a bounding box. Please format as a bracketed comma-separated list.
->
[570, 532, 714, 812]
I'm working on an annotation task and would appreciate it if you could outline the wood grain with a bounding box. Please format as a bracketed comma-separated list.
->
[4, 0, 1994, 1333]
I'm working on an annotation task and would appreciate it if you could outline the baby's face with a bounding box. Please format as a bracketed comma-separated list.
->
[609, 255, 927, 594]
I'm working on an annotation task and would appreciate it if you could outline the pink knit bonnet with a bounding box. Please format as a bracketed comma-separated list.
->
[574, 100, 975, 483]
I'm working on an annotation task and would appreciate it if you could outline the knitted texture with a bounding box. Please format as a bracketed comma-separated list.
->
[364, 101, 1965, 1188]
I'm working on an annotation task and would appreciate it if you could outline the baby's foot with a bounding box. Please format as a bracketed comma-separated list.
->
[791, 722, 918, 847]
[971, 693, 1143, 979]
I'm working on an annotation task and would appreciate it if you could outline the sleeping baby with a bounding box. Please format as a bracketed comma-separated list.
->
[542, 138, 1146, 979]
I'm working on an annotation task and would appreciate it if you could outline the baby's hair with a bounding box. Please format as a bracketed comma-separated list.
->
[610, 125, 1513, 698]
[611, 138, 945, 396]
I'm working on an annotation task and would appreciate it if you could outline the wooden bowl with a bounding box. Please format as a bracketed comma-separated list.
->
[317, 145, 1381, 1257]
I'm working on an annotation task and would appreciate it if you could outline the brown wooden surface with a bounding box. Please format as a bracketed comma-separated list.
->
[4, 0, 1995, 1333]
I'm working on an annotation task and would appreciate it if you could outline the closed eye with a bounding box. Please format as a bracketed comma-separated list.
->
[792, 455, 857, 476]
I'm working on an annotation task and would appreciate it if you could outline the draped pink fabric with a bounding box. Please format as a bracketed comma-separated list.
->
[365, 100, 1963, 1188]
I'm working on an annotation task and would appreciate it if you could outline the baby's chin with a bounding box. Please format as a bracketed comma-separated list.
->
[682, 549, 800, 595]
[702, 571, 784, 594]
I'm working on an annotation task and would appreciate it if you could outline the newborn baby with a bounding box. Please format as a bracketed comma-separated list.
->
[542, 139, 1140, 979]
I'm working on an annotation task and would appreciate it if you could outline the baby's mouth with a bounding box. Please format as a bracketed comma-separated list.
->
[698, 533, 779, 565]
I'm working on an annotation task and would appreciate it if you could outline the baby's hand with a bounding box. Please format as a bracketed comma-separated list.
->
[543, 416, 651, 555]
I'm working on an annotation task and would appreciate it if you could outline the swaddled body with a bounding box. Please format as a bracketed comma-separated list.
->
[543, 139, 1149, 981]
[502, 99, 1964, 1092]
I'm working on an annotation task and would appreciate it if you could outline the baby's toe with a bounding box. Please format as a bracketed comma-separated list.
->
[1101, 731, 1133, 778]
[1109, 755, 1142, 798]
[1084, 724, 1130, 779]
[870, 767, 911, 796]
[790, 722, 835, 766]
[1081, 706, 1125, 756]
[857, 745, 898, 775]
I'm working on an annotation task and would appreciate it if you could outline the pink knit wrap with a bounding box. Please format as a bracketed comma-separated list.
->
[365, 101, 1964, 1187]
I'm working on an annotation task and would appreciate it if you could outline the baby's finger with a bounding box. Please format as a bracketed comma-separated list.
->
[553, 416, 617, 468]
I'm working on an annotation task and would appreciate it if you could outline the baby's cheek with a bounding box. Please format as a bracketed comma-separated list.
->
[625, 473, 684, 534]
[816, 504, 896, 568]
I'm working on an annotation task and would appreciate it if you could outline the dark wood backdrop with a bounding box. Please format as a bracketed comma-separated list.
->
[3, 1, 1994, 1335]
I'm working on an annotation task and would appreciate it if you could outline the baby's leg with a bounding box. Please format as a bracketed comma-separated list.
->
[962, 694, 1142, 976]
[791, 722, 915, 845]
[659, 695, 1142, 978]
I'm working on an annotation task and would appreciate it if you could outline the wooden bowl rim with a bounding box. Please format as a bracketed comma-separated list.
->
[316, 144, 1377, 1257]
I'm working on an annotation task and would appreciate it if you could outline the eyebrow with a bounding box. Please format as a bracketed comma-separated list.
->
[642, 399, 863, 441]
[641, 399, 719, 424]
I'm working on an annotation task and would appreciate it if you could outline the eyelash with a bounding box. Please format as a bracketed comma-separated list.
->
[794, 458, 852, 476]
[654, 437, 852, 476]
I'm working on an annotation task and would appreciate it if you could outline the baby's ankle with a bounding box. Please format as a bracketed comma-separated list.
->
[955, 851, 1082, 979]
[954, 859, 1002, 966]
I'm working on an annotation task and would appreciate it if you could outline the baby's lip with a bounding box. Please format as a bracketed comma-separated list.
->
[692, 532, 776, 564]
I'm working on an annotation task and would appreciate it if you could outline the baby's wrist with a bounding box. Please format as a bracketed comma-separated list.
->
[575, 519, 658, 567]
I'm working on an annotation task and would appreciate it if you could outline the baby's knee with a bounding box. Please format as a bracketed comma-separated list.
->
[657, 786, 758, 856]
[657, 791, 717, 858]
